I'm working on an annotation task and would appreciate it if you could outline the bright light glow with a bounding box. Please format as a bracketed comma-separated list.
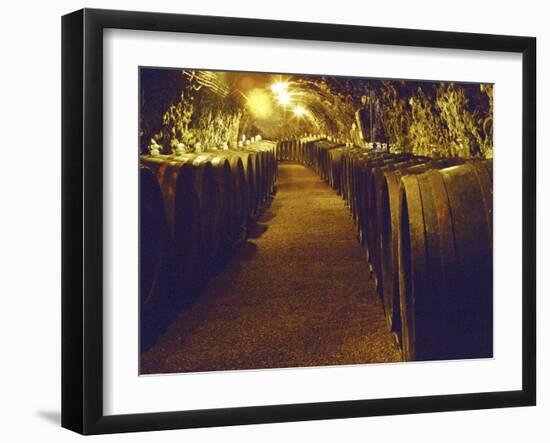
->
[293, 106, 305, 117]
[277, 91, 292, 106]
[271, 81, 289, 94]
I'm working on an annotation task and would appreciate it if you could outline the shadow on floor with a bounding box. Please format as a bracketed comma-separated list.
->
[248, 223, 269, 239]
[36, 410, 60, 426]
[258, 209, 277, 223]
[141, 191, 277, 355]
[237, 241, 259, 261]
[141, 238, 262, 353]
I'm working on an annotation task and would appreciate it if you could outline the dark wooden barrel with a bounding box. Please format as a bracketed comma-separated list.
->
[142, 155, 205, 299]
[349, 150, 387, 229]
[252, 149, 266, 207]
[366, 157, 425, 295]
[245, 151, 261, 217]
[379, 159, 461, 339]
[288, 138, 296, 161]
[258, 149, 269, 204]
[328, 147, 346, 192]
[232, 151, 255, 225]
[280, 139, 293, 161]
[276, 140, 285, 162]
[340, 147, 354, 206]
[139, 164, 173, 350]
[398, 161, 493, 361]
[140, 165, 170, 308]
[297, 138, 305, 164]
[312, 141, 345, 183]
[347, 150, 364, 225]
[226, 153, 249, 243]
[288, 139, 293, 162]
[354, 153, 394, 254]
[245, 152, 259, 220]
[173, 160, 207, 293]
[198, 154, 234, 267]
[303, 138, 316, 167]
[246, 141, 277, 213]
[340, 147, 355, 210]
[269, 147, 277, 194]
[341, 146, 367, 209]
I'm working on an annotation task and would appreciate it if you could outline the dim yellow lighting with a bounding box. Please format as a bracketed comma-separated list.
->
[245, 88, 272, 119]
[271, 81, 289, 94]
[293, 106, 305, 117]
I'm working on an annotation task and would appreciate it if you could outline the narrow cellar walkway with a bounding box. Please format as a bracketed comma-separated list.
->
[142, 164, 402, 374]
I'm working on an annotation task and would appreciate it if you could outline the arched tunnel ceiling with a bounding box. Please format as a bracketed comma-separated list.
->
[140, 68, 493, 158]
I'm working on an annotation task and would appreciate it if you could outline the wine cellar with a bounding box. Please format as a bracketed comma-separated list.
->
[139, 68, 493, 374]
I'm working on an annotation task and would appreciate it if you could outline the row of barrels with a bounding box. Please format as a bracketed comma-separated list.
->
[276, 138, 307, 163]
[277, 137, 347, 187]
[278, 137, 493, 362]
[140, 141, 277, 347]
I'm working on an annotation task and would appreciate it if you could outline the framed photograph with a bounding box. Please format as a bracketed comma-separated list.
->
[62, 8, 536, 435]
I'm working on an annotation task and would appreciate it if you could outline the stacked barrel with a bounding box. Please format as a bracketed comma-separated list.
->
[139, 140, 277, 346]
[279, 136, 493, 362]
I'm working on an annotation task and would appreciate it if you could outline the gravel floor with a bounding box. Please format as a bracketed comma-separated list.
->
[141, 163, 402, 374]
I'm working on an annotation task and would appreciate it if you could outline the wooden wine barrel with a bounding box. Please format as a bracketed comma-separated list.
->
[276, 140, 285, 162]
[257, 150, 268, 205]
[225, 153, 248, 245]
[142, 154, 205, 298]
[197, 154, 234, 267]
[244, 152, 259, 220]
[398, 161, 493, 361]
[238, 152, 254, 222]
[342, 146, 368, 208]
[289, 138, 296, 161]
[285, 139, 294, 161]
[297, 138, 305, 164]
[270, 148, 278, 194]
[247, 141, 277, 212]
[139, 164, 173, 350]
[313, 141, 345, 183]
[303, 138, 317, 167]
[265, 146, 276, 197]
[366, 157, 425, 295]
[303, 138, 311, 166]
[244, 150, 261, 216]
[347, 150, 365, 224]
[340, 147, 355, 206]
[290, 138, 297, 163]
[312, 140, 323, 176]
[268, 148, 277, 194]
[340, 148, 355, 210]
[328, 147, 346, 192]
[259, 148, 269, 205]
[140, 165, 170, 308]
[311, 141, 320, 173]
[354, 154, 394, 253]
[174, 160, 208, 293]
[350, 150, 388, 227]
[379, 159, 462, 339]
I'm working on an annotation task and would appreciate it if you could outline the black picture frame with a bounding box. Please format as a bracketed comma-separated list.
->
[61, 8, 536, 435]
